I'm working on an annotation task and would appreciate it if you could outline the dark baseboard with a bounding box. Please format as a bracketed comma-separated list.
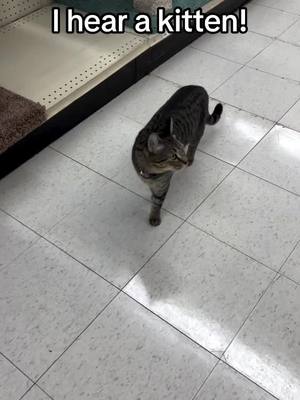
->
[0, 0, 249, 179]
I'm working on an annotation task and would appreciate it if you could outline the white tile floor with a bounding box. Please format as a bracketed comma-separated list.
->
[1, 1, 300, 399]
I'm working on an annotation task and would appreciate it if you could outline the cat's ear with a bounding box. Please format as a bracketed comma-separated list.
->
[184, 144, 189, 154]
[148, 133, 165, 154]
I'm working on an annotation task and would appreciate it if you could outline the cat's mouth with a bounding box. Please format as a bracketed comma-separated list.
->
[173, 163, 186, 170]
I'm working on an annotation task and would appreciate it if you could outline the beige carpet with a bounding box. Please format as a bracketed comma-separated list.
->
[0, 87, 46, 154]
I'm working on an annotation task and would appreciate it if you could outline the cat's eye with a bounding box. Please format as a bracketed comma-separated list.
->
[171, 154, 177, 160]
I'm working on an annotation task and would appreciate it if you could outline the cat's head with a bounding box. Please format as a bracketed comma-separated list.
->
[146, 117, 189, 173]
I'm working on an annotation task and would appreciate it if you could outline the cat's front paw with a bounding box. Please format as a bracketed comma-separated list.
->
[149, 216, 161, 226]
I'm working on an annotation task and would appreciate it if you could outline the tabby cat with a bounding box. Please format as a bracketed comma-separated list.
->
[132, 85, 223, 226]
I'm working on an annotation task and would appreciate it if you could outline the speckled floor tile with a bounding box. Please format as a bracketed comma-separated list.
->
[281, 242, 300, 284]
[246, 3, 298, 37]
[116, 151, 233, 219]
[224, 276, 300, 400]
[22, 386, 51, 400]
[0, 210, 38, 270]
[52, 111, 141, 180]
[0, 148, 108, 235]
[191, 31, 272, 64]
[249, 40, 300, 82]
[253, 0, 300, 15]
[125, 223, 275, 355]
[0, 355, 32, 400]
[189, 169, 300, 270]
[153, 47, 240, 93]
[240, 125, 300, 195]
[280, 100, 300, 132]
[0, 239, 117, 380]
[213, 67, 300, 121]
[195, 361, 277, 399]
[280, 19, 300, 46]
[105, 74, 179, 125]
[39, 293, 217, 400]
[46, 182, 182, 287]
[199, 101, 274, 165]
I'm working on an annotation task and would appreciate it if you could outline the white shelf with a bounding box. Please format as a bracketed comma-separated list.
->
[0, 4, 151, 117]
[0, 0, 52, 27]
[0, 1, 222, 119]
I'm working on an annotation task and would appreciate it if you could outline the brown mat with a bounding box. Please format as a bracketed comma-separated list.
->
[0, 87, 46, 154]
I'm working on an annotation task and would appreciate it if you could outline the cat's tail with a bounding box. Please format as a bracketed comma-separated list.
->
[206, 103, 223, 125]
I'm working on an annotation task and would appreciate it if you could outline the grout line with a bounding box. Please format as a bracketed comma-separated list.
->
[207, 29, 280, 98]
[219, 360, 281, 400]
[122, 291, 221, 357]
[277, 36, 300, 49]
[50, 93, 300, 208]
[250, 1, 300, 17]
[278, 239, 300, 273]
[35, 385, 55, 400]
[211, 63, 246, 97]
[49, 146, 185, 222]
[235, 123, 276, 167]
[187, 220, 300, 288]
[236, 165, 300, 197]
[19, 384, 54, 400]
[190, 357, 279, 400]
[3, 144, 300, 290]
[191, 360, 222, 400]
[42, 235, 122, 291]
[182, 164, 236, 224]
[35, 290, 122, 385]
[1, 192, 298, 399]
[245, 63, 300, 85]
[190, 361, 219, 400]
[101, 75, 279, 133]
[122, 291, 281, 400]
[110, 65, 289, 128]
[205, 22, 300, 118]
[247, 29, 276, 40]
[220, 271, 279, 358]
[0, 351, 35, 385]
[196, 148, 235, 167]
[280, 272, 300, 287]
[3, 149, 299, 279]
[189, 25, 300, 64]
[150, 71, 185, 86]
[0, 234, 41, 273]
[18, 386, 36, 400]
[276, 97, 300, 125]
[209, 95, 276, 121]
[188, 45, 244, 66]
[121, 219, 185, 290]
[0, 207, 122, 291]
[275, 120, 300, 134]
[210, 64, 245, 96]
[151, 55, 244, 97]
[186, 220, 278, 274]
[17, 275, 284, 400]
[2, 202, 287, 397]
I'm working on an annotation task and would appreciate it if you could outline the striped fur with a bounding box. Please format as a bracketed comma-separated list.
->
[132, 85, 223, 226]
